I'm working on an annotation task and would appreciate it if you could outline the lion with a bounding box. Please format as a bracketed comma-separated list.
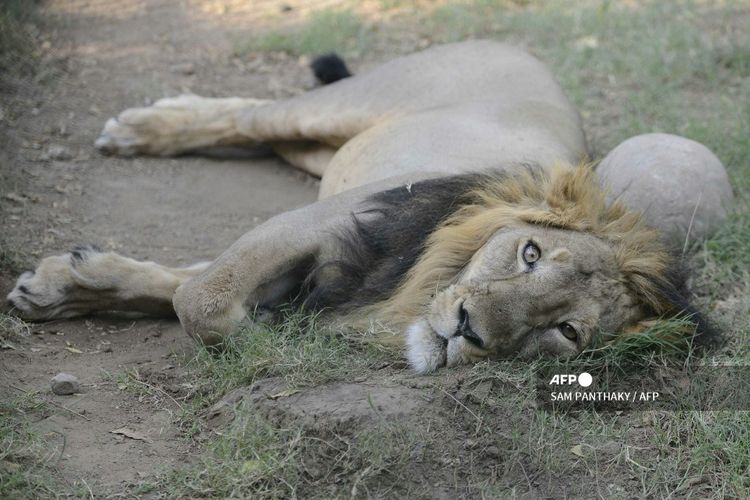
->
[6, 40, 726, 373]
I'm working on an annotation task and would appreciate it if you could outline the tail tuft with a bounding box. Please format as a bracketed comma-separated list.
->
[310, 53, 352, 84]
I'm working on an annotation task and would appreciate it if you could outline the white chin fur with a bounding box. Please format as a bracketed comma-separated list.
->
[406, 318, 447, 374]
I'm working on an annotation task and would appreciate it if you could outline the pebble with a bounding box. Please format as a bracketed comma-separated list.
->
[44, 144, 73, 161]
[51, 372, 80, 395]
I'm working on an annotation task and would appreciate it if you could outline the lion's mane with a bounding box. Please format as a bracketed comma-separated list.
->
[303, 164, 714, 343]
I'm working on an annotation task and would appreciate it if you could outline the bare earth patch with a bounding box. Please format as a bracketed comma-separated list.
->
[1, 0, 320, 494]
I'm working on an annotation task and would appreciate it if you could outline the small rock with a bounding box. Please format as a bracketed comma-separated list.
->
[45, 144, 73, 161]
[51, 373, 80, 395]
[170, 62, 195, 75]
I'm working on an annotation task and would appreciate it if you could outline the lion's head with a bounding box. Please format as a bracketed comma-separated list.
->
[305, 164, 712, 373]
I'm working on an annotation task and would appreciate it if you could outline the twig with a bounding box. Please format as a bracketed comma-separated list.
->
[81, 477, 94, 499]
[439, 388, 481, 422]
[350, 465, 373, 499]
[9, 384, 92, 421]
[682, 191, 702, 257]
[127, 376, 184, 411]
[624, 445, 650, 471]
[518, 458, 534, 493]
[44, 430, 67, 465]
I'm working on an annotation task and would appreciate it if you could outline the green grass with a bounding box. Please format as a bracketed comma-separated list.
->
[0, 0, 41, 72]
[235, 10, 371, 57]
[0, 313, 67, 498]
[186, 310, 392, 399]
[157, 405, 420, 498]
[0, 388, 87, 498]
[0, 312, 31, 349]
[0, 241, 32, 275]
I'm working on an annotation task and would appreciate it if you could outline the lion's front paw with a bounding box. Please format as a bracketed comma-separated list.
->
[6, 246, 110, 321]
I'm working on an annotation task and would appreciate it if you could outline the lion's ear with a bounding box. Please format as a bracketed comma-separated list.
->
[649, 263, 723, 350]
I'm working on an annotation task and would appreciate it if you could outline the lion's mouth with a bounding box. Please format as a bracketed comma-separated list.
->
[405, 316, 499, 374]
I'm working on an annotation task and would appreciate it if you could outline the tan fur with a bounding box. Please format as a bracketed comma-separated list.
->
[375, 164, 671, 327]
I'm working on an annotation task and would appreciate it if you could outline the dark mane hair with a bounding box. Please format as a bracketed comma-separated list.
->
[302, 173, 486, 311]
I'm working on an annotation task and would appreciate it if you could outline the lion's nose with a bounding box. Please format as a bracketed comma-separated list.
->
[457, 306, 484, 348]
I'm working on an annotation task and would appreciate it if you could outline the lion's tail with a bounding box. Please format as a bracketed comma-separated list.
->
[310, 53, 352, 84]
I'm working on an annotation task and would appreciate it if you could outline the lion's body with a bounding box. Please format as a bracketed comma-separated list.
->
[7, 41, 726, 372]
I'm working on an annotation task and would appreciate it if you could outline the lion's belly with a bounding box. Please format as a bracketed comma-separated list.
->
[318, 103, 587, 199]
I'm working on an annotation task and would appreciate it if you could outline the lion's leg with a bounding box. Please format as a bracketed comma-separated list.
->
[6, 246, 211, 321]
[94, 95, 340, 176]
[270, 141, 337, 178]
[95, 95, 270, 157]
[170, 174, 420, 346]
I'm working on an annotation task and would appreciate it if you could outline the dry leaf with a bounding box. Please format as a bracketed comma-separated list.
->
[110, 427, 153, 443]
[269, 388, 300, 400]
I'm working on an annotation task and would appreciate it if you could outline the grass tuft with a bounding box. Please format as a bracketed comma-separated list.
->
[0, 312, 31, 349]
[236, 10, 370, 57]
[0, 391, 81, 498]
[162, 403, 419, 498]
[563, 317, 700, 374]
[0, 242, 31, 276]
[0, 0, 41, 73]
[186, 309, 391, 400]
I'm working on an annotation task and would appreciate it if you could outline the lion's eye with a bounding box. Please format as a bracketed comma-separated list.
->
[559, 322, 578, 342]
[522, 242, 541, 265]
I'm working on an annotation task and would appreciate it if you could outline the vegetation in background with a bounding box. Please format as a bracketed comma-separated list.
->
[0, 0, 45, 87]
[235, 10, 371, 57]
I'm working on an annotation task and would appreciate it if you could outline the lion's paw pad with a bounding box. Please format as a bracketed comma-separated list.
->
[6, 246, 106, 320]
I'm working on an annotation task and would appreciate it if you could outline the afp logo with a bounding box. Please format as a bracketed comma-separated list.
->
[549, 372, 593, 387]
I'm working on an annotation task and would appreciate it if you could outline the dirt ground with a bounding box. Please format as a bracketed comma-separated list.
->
[0, 0, 325, 493]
